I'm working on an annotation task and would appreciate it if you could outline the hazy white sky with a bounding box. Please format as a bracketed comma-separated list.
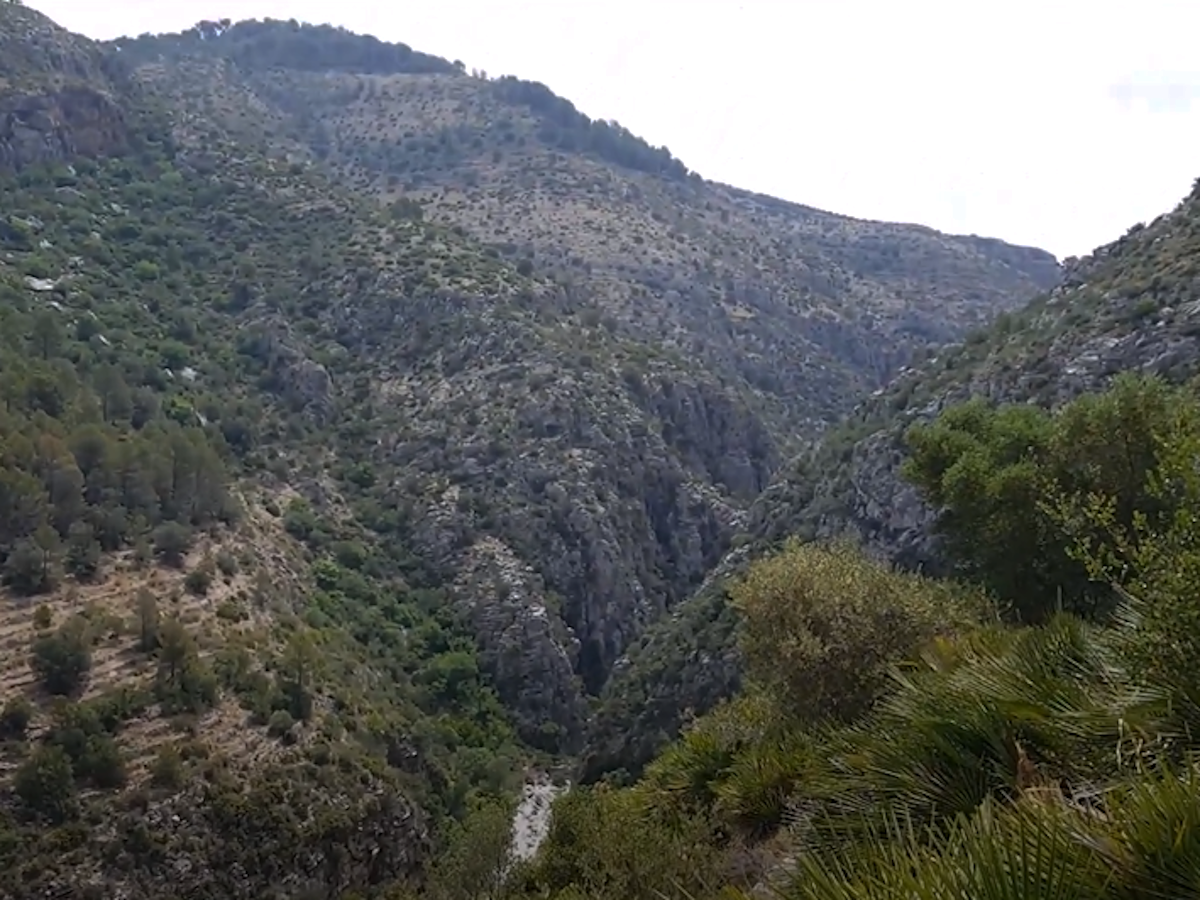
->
[32, 0, 1200, 260]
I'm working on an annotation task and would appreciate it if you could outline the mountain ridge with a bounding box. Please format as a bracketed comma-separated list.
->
[106, 16, 1061, 417]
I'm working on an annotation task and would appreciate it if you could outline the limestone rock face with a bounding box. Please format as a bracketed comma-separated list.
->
[0, 4, 130, 171]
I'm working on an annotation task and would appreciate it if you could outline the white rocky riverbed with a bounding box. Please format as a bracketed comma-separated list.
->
[510, 774, 569, 862]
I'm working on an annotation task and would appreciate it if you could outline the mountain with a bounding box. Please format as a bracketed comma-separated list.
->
[0, 4, 1063, 895]
[99, 13, 1059, 738]
[107, 17, 1060, 434]
[585, 174, 1200, 782]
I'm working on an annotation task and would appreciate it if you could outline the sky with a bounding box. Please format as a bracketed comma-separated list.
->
[31, 0, 1200, 261]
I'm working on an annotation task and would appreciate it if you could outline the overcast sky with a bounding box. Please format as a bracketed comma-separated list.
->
[32, 0, 1200, 260]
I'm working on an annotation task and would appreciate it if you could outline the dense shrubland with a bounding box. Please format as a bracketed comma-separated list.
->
[0, 130, 530, 894]
[500, 373, 1200, 900]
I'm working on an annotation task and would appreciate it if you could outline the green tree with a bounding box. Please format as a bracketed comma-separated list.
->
[0, 696, 33, 739]
[156, 618, 217, 713]
[47, 461, 85, 537]
[158, 618, 195, 688]
[93, 363, 133, 423]
[65, 520, 101, 579]
[280, 629, 320, 721]
[529, 786, 722, 900]
[902, 373, 1195, 622]
[14, 745, 77, 823]
[136, 587, 161, 651]
[1051, 396, 1200, 714]
[152, 521, 193, 567]
[32, 521, 60, 588]
[4, 538, 51, 595]
[30, 310, 63, 360]
[902, 398, 1060, 617]
[31, 617, 91, 695]
[427, 799, 514, 900]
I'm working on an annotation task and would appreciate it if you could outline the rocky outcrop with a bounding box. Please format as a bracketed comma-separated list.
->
[243, 317, 335, 422]
[454, 534, 587, 751]
[0, 3, 130, 171]
[0, 85, 129, 170]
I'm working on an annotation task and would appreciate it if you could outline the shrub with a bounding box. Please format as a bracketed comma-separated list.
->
[184, 565, 214, 596]
[0, 696, 34, 739]
[31, 617, 92, 696]
[732, 539, 987, 724]
[215, 549, 239, 577]
[267, 709, 295, 738]
[903, 374, 1200, 622]
[152, 521, 194, 567]
[151, 744, 186, 789]
[14, 745, 78, 823]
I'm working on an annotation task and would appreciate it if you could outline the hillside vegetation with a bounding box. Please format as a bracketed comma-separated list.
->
[510, 372, 1200, 900]
[0, 5, 573, 894]
[90, 12, 1062, 768]
[109, 16, 1060, 435]
[0, 2, 1077, 896]
[587, 174, 1200, 781]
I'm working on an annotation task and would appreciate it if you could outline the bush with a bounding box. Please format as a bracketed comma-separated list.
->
[526, 786, 726, 900]
[152, 521, 193, 567]
[732, 539, 986, 724]
[150, 744, 186, 789]
[32, 604, 52, 630]
[267, 709, 295, 738]
[184, 565, 214, 596]
[0, 696, 34, 739]
[31, 617, 92, 696]
[14, 745, 78, 823]
[902, 374, 1199, 622]
[215, 549, 239, 577]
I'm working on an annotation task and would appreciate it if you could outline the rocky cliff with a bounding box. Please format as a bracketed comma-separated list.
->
[0, 3, 130, 169]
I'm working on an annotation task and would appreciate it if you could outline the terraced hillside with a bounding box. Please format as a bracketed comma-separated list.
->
[585, 174, 1200, 782]
[0, 6, 563, 893]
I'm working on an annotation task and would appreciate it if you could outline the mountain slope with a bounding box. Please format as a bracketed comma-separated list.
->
[586, 175, 1200, 782]
[0, 6, 557, 894]
[0, 9, 1066, 888]
[91, 16, 1066, 748]
[108, 17, 1061, 436]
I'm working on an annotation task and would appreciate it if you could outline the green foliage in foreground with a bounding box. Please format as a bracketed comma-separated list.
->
[901, 373, 1198, 622]
[503, 375, 1200, 900]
